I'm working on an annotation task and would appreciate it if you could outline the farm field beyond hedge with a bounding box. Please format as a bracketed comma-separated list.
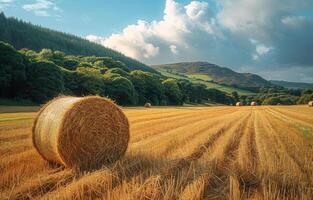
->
[0, 106, 313, 200]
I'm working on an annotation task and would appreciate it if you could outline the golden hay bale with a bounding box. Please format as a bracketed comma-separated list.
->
[309, 101, 313, 107]
[236, 102, 243, 106]
[32, 96, 129, 170]
[144, 103, 152, 108]
[250, 101, 257, 106]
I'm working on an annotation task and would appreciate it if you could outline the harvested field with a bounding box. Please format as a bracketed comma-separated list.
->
[0, 106, 313, 200]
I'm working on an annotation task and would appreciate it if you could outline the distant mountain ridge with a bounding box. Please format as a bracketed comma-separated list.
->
[0, 12, 156, 73]
[152, 62, 272, 90]
[270, 80, 313, 89]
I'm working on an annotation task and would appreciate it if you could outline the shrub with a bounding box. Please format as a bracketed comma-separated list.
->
[162, 78, 183, 105]
[26, 60, 64, 103]
[103, 74, 137, 105]
[0, 41, 26, 97]
[297, 93, 313, 104]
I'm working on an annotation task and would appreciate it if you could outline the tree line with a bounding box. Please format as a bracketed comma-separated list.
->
[0, 41, 235, 106]
[231, 87, 313, 106]
[0, 12, 155, 73]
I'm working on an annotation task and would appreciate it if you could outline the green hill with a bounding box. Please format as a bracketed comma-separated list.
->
[156, 69, 255, 95]
[271, 80, 313, 89]
[0, 12, 156, 73]
[153, 62, 272, 91]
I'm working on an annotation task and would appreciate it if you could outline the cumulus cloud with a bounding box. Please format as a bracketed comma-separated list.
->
[87, 0, 313, 82]
[87, 0, 222, 62]
[85, 35, 104, 44]
[256, 45, 271, 56]
[22, 0, 61, 17]
[249, 39, 273, 60]
[170, 45, 179, 55]
[185, 1, 210, 20]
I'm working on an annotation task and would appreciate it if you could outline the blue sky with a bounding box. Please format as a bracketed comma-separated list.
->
[1, 0, 313, 82]
[0, 0, 221, 37]
[1, 0, 210, 37]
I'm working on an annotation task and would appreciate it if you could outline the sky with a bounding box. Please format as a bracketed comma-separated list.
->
[1, 0, 313, 83]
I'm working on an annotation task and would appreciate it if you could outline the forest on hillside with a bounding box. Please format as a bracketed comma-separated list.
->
[1, 40, 312, 106]
[0, 41, 237, 106]
[0, 12, 155, 73]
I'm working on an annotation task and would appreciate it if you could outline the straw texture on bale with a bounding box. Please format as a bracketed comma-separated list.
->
[251, 101, 257, 106]
[236, 102, 243, 106]
[309, 101, 313, 107]
[32, 96, 129, 170]
[144, 103, 152, 108]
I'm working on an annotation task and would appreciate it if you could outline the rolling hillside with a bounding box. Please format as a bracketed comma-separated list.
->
[0, 13, 156, 73]
[158, 69, 256, 95]
[271, 80, 313, 89]
[153, 62, 272, 90]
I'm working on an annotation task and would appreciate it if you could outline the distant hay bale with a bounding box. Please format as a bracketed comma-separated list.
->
[236, 102, 243, 106]
[145, 103, 152, 108]
[32, 96, 129, 170]
[251, 101, 257, 106]
[309, 101, 313, 107]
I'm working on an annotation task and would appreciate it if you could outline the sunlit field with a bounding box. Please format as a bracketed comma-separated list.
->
[1, 106, 313, 200]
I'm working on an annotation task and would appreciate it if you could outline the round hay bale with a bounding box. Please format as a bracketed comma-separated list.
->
[236, 102, 243, 106]
[250, 101, 257, 106]
[32, 96, 129, 170]
[144, 103, 151, 108]
[309, 101, 313, 107]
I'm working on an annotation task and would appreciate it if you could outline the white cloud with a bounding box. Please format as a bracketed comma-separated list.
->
[34, 10, 50, 17]
[249, 39, 273, 60]
[252, 45, 272, 60]
[23, 0, 53, 11]
[252, 54, 259, 61]
[94, 20, 160, 59]
[22, 0, 61, 17]
[185, 1, 210, 20]
[0, 0, 13, 9]
[170, 45, 179, 55]
[217, 0, 312, 38]
[218, 0, 274, 36]
[86, 35, 103, 44]
[217, 0, 313, 65]
[87, 0, 313, 82]
[87, 0, 220, 61]
[256, 44, 271, 56]
[0, 0, 13, 3]
[281, 16, 305, 27]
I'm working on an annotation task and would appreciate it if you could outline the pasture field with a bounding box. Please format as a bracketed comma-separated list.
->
[186, 74, 213, 82]
[0, 106, 313, 200]
[157, 69, 255, 96]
